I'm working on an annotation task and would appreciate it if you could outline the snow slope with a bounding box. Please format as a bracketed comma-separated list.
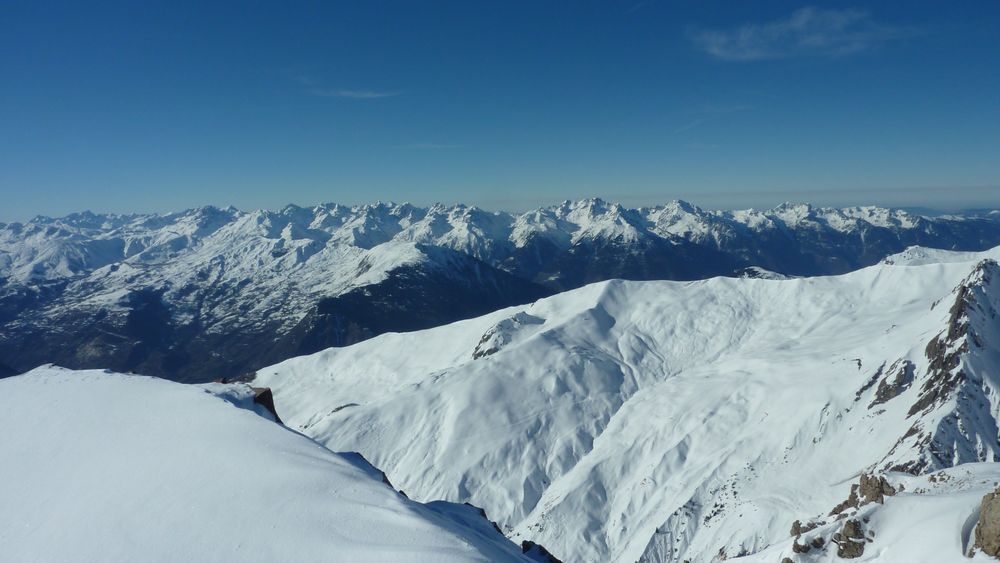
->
[257, 245, 1000, 562]
[0, 366, 534, 563]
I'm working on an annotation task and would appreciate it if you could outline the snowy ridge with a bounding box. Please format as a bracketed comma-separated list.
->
[257, 245, 1000, 562]
[0, 366, 535, 562]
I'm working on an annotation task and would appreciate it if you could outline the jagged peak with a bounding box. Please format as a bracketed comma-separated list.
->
[557, 197, 612, 213]
[771, 201, 812, 212]
[314, 201, 346, 212]
[662, 199, 700, 214]
[768, 201, 815, 221]
[958, 258, 1000, 288]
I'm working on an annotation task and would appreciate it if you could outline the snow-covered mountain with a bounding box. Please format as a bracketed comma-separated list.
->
[0, 366, 541, 562]
[256, 245, 1000, 562]
[3, 200, 1000, 381]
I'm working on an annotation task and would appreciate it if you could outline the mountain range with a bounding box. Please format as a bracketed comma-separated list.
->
[4, 200, 1000, 381]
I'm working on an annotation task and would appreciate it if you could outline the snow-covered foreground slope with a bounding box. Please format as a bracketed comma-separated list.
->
[258, 245, 1000, 562]
[0, 366, 534, 562]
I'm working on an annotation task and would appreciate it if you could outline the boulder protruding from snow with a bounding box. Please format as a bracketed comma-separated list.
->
[833, 519, 866, 558]
[858, 474, 896, 505]
[976, 487, 1000, 558]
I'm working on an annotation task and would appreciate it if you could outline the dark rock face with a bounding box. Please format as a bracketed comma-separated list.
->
[521, 540, 563, 563]
[829, 484, 861, 517]
[909, 262, 996, 419]
[790, 519, 820, 537]
[830, 474, 897, 518]
[791, 539, 812, 553]
[251, 387, 281, 423]
[833, 519, 866, 558]
[858, 474, 896, 505]
[976, 487, 1000, 557]
[879, 259, 1000, 474]
[868, 360, 915, 408]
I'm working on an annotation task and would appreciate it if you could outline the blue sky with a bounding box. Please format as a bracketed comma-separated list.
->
[1, 1, 998, 220]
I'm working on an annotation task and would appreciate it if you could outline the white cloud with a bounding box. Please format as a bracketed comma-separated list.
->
[689, 7, 916, 61]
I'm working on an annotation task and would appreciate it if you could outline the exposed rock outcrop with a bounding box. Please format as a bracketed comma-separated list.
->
[251, 387, 281, 423]
[829, 474, 896, 520]
[472, 312, 544, 359]
[858, 474, 896, 505]
[521, 540, 563, 563]
[868, 360, 914, 408]
[976, 487, 1000, 558]
[879, 259, 1000, 474]
[832, 519, 866, 558]
[790, 519, 820, 537]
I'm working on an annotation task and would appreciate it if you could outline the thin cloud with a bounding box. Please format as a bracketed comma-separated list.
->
[308, 88, 401, 99]
[674, 118, 708, 134]
[689, 7, 917, 61]
[293, 75, 401, 99]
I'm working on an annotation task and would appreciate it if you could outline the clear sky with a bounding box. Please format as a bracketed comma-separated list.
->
[2, 1, 998, 220]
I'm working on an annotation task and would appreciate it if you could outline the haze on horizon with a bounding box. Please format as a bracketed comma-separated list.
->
[1, 1, 998, 221]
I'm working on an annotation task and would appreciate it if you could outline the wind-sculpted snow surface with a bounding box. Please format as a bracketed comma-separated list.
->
[0, 366, 534, 562]
[3, 200, 1000, 380]
[258, 246, 1000, 562]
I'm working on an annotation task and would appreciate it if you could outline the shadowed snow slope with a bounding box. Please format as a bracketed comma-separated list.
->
[257, 245, 1000, 562]
[0, 366, 532, 563]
